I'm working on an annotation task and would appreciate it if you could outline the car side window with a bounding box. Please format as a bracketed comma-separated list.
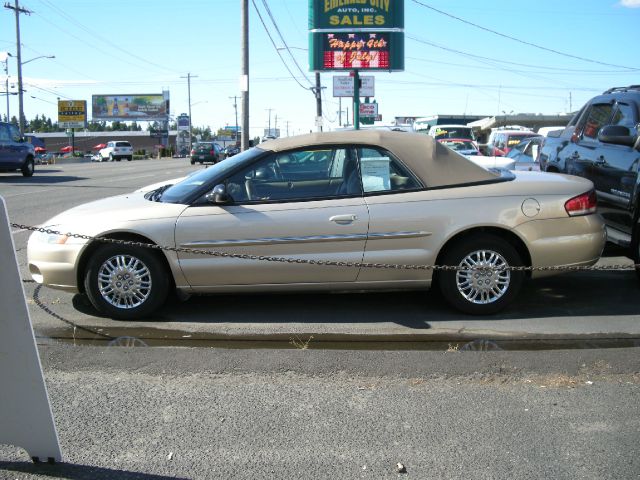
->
[0, 124, 10, 142]
[225, 147, 357, 203]
[611, 103, 637, 133]
[580, 103, 614, 141]
[356, 147, 420, 194]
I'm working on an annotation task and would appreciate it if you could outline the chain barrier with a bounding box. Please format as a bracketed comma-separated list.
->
[12, 223, 639, 272]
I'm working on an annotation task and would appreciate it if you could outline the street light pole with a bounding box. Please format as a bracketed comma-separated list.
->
[1, 53, 9, 122]
[180, 73, 198, 152]
[5, 0, 32, 135]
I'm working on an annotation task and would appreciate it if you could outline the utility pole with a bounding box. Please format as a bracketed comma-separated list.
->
[229, 95, 239, 144]
[180, 72, 198, 152]
[314, 72, 323, 132]
[5, 0, 31, 136]
[265, 108, 273, 136]
[241, 0, 249, 150]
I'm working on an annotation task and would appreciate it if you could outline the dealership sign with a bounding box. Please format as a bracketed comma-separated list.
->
[309, 0, 404, 29]
[92, 93, 169, 121]
[333, 75, 375, 97]
[58, 100, 87, 128]
[309, 0, 404, 72]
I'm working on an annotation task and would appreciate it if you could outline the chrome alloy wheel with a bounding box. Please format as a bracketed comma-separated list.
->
[455, 249, 510, 305]
[97, 254, 152, 309]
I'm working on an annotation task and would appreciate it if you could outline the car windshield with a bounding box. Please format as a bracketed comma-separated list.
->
[433, 127, 474, 141]
[115, 142, 131, 147]
[158, 147, 265, 203]
[440, 140, 476, 152]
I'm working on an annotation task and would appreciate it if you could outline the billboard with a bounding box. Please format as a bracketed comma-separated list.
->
[58, 100, 87, 128]
[92, 94, 169, 121]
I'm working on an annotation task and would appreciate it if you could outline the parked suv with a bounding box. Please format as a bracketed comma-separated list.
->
[538, 85, 640, 277]
[98, 141, 133, 162]
[0, 121, 35, 177]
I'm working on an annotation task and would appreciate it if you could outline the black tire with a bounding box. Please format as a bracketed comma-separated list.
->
[127, 156, 132, 161]
[190, 159, 195, 165]
[21, 157, 34, 177]
[109, 153, 114, 162]
[438, 234, 525, 315]
[83, 244, 169, 320]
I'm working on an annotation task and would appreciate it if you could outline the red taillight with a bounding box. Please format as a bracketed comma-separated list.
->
[190, 149, 195, 155]
[565, 190, 597, 216]
[210, 149, 215, 155]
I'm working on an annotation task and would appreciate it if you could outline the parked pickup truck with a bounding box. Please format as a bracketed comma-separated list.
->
[538, 86, 640, 276]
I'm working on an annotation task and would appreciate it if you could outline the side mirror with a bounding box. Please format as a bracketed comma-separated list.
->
[206, 184, 230, 204]
[598, 125, 636, 147]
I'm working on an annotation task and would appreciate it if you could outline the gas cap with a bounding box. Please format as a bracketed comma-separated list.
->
[521, 198, 541, 218]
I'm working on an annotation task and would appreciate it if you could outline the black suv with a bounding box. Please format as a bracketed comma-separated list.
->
[0, 122, 35, 177]
[538, 86, 640, 275]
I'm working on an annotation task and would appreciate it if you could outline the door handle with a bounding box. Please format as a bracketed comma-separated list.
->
[570, 151, 580, 159]
[330, 214, 357, 224]
[594, 155, 606, 165]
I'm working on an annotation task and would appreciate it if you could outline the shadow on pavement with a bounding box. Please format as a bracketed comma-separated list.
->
[67, 268, 640, 326]
[0, 461, 187, 480]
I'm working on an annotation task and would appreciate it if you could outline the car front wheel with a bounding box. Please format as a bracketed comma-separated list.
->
[84, 244, 169, 320]
[438, 234, 524, 315]
[22, 157, 34, 177]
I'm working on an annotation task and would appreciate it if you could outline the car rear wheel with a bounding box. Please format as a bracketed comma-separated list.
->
[84, 244, 169, 320]
[109, 153, 114, 162]
[21, 157, 34, 177]
[438, 234, 524, 315]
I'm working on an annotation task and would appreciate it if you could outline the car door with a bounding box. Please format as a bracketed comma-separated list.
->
[174, 146, 369, 288]
[588, 101, 639, 234]
[563, 103, 614, 179]
[0, 123, 12, 167]
[351, 147, 432, 283]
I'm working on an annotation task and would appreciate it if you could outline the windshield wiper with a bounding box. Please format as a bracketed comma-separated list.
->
[149, 184, 172, 202]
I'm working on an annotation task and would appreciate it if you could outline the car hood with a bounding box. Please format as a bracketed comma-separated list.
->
[41, 192, 188, 235]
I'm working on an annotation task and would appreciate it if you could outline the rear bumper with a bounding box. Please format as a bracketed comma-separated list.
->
[514, 214, 606, 278]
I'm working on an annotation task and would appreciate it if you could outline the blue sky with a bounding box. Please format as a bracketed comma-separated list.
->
[1, 0, 639, 137]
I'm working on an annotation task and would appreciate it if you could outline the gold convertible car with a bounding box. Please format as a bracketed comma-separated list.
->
[27, 131, 605, 320]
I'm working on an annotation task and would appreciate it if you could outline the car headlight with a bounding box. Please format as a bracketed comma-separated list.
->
[32, 226, 86, 245]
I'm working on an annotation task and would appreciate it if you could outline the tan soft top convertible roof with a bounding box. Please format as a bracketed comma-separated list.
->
[258, 130, 499, 188]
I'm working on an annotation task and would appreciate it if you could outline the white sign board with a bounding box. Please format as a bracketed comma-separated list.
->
[0, 196, 62, 463]
[359, 103, 378, 118]
[333, 76, 375, 97]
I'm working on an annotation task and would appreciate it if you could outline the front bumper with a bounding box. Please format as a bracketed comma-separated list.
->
[27, 234, 87, 292]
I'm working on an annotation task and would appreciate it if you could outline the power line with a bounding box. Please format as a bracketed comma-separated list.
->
[250, 0, 312, 91]
[260, 0, 313, 88]
[410, 0, 640, 71]
[34, 0, 180, 75]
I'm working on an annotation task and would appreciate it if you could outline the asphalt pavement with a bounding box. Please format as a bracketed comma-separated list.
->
[0, 346, 639, 479]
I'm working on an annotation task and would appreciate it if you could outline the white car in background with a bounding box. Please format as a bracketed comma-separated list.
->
[98, 141, 133, 162]
[437, 138, 516, 170]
